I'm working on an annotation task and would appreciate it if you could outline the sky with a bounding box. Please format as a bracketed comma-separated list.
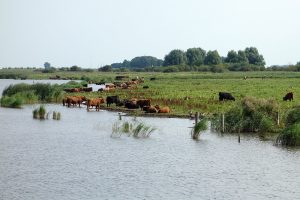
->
[0, 0, 299, 68]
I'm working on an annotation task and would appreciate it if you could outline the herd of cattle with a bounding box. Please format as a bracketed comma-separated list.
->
[62, 91, 294, 113]
[64, 77, 145, 93]
[62, 95, 171, 113]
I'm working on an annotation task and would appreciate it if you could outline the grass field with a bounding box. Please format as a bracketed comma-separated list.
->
[1, 69, 300, 116]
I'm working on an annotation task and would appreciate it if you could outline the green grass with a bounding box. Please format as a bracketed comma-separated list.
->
[1, 69, 300, 116]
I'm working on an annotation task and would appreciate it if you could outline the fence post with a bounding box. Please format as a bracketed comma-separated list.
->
[222, 113, 225, 133]
[118, 112, 122, 120]
[195, 112, 199, 125]
[277, 111, 280, 126]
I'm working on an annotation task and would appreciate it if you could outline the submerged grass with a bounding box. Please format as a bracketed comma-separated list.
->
[112, 120, 156, 138]
[32, 105, 46, 119]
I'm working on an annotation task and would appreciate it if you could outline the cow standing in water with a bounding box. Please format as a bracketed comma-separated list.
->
[219, 92, 235, 101]
[283, 92, 293, 101]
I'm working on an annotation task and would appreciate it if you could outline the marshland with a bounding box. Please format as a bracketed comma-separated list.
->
[1, 72, 300, 199]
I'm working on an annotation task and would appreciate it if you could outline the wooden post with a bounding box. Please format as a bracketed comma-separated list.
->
[277, 111, 280, 126]
[195, 112, 199, 125]
[238, 134, 240, 143]
[118, 112, 122, 120]
[222, 113, 225, 133]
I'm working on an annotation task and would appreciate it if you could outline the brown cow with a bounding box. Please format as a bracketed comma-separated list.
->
[137, 99, 151, 110]
[87, 98, 105, 111]
[143, 106, 157, 113]
[155, 105, 170, 113]
[64, 88, 81, 93]
[66, 96, 86, 107]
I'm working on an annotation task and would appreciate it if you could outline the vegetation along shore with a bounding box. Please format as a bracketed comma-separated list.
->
[1, 69, 300, 146]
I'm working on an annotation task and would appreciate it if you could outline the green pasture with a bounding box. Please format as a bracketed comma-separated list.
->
[1, 69, 300, 115]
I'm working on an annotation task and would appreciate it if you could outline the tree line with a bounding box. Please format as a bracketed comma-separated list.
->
[98, 46, 268, 72]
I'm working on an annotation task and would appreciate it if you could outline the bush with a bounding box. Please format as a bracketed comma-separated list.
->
[276, 123, 300, 146]
[0, 95, 23, 108]
[285, 108, 300, 126]
[212, 97, 278, 133]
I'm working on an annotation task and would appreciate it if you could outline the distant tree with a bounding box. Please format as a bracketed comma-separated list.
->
[44, 62, 51, 69]
[225, 50, 239, 63]
[111, 63, 123, 68]
[237, 50, 249, 63]
[70, 65, 81, 71]
[122, 60, 131, 68]
[244, 47, 265, 66]
[98, 65, 112, 72]
[296, 61, 300, 66]
[163, 49, 187, 66]
[204, 50, 222, 65]
[186, 48, 206, 66]
[130, 56, 163, 68]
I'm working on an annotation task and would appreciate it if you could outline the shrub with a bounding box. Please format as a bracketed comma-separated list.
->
[212, 97, 278, 133]
[276, 123, 300, 146]
[0, 95, 23, 108]
[285, 108, 300, 126]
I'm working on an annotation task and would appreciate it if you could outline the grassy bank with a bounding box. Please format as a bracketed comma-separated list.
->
[2, 69, 300, 145]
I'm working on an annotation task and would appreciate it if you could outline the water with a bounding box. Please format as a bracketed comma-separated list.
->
[0, 80, 300, 200]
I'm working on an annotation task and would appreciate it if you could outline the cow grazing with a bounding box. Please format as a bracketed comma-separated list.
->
[219, 92, 235, 101]
[283, 92, 293, 101]
[106, 96, 120, 107]
[137, 99, 151, 110]
[87, 98, 105, 111]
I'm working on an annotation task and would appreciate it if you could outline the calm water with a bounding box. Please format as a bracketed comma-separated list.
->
[0, 80, 300, 200]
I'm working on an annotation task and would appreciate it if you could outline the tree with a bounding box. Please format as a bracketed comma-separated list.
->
[130, 56, 163, 68]
[204, 50, 222, 65]
[237, 50, 249, 63]
[244, 47, 265, 66]
[44, 62, 51, 69]
[122, 60, 131, 68]
[225, 50, 239, 63]
[163, 49, 187, 66]
[186, 48, 206, 66]
[70, 65, 81, 71]
[111, 63, 123, 68]
[98, 65, 112, 72]
[296, 61, 300, 66]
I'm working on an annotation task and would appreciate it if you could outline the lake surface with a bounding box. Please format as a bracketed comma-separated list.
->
[0, 79, 300, 200]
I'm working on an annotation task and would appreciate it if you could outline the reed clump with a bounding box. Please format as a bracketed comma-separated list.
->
[191, 119, 208, 140]
[32, 105, 46, 119]
[112, 120, 156, 138]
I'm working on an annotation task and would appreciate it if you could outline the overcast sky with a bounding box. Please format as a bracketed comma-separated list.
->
[0, 0, 299, 68]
